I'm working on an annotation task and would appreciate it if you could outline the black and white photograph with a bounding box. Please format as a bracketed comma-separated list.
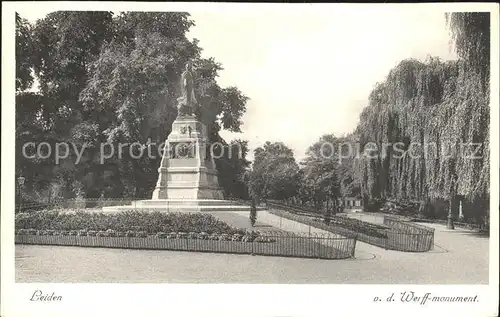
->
[2, 2, 498, 317]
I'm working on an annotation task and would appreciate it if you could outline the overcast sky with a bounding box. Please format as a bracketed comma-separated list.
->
[19, 6, 457, 161]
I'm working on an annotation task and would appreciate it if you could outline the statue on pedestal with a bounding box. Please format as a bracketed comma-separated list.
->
[177, 61, 198, 118]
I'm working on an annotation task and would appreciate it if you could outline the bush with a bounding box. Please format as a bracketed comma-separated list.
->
[197, 232, 209, 240]
[77, 229, 87, 236]
[156, 232, 168, 239]
[106, 229, 117, 237]
[232, 234, 242, 241]
[16, 228, 274, 245]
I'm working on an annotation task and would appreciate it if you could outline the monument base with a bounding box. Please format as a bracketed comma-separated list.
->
[101, 199, 264, 213]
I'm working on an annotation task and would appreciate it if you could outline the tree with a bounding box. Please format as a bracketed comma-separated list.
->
[16, 13, 34, 92]
[299, 134, 359, 214]
[213, 139, 251, 199]
[352, 12, 490, 227]
[446, 12, 490, 89]
[248, 142, 299, 201]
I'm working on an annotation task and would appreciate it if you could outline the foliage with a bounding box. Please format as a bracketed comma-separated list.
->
[348, 13, 491, 225]
[16, 227, 276, 243]
[354, 56, 489, 218]
[247, 142, 300, 200]
[446, 12, 490, 89]
[213, 138, 251, 199]
[15, 13, 34, 91]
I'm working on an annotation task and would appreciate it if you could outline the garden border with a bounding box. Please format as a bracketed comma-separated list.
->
[15, 230, 357, 260]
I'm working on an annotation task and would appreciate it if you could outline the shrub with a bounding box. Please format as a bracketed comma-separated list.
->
[232, 234, 242, 241]
[106, 229, 116, 237]
[77, 229, 88, 236]
[17, 229, 27, 235]
[87, 230, 97, 237]
[255, 236, 273, 243]
[241, 235, 252, 242]
[156, 232, 168, 239]
[197, 232, 209, 240]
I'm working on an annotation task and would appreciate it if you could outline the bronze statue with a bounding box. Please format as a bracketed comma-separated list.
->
[177, 61, 198, 117]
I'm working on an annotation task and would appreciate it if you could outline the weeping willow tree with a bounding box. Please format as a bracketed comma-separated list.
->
[355, 12, 490, 225]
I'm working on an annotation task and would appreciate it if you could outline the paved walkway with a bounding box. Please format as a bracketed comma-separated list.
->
[15, 211, 489, 284]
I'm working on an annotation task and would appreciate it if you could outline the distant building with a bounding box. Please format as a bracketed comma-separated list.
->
[340, 197, 362, 209]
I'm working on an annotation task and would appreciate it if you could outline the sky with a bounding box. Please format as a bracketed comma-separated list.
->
[19, 6, 457, 162]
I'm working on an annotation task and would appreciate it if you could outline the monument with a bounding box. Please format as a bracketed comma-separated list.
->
[151, 61, 224, 200]
[103, 61, 253, 212]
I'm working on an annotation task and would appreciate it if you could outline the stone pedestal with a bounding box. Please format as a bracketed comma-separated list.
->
[151, 116, 224, 200]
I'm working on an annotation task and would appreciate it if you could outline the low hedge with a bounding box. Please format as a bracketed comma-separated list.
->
[15, 228, 275, 243]
[312, 216, 388, 239]
[15, 210, 246, 235]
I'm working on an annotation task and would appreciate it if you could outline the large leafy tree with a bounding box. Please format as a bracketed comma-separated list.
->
[299, 134, 360, 212]
[15, 13, 34, 91]
[248, 142, 299, 201]
[213, 138, 251, 199]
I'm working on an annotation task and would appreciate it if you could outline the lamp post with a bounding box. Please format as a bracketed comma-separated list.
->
[17, 176, 25, 213]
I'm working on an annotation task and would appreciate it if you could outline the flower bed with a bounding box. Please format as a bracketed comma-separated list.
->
[15, 210, 246, 235]
[311, 217, 388, 239]
[15, 228, 275, 243]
